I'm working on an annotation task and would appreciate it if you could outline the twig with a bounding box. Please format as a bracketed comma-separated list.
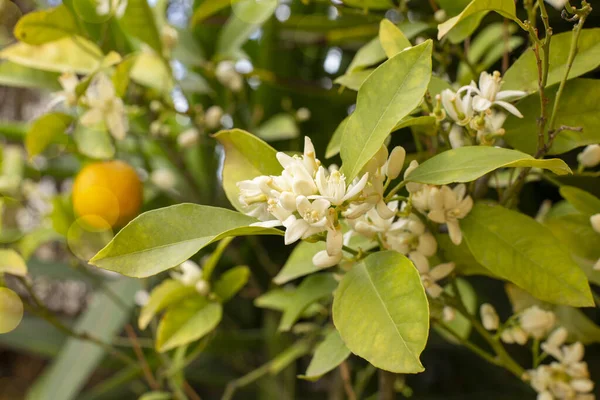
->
[378, 370, 395, 400]
[340, 361, 357, 400]
[125, 324, 160, 390]
[183, 380, 202, 400]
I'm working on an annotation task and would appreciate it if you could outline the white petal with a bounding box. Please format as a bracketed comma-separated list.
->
[276, 152, 295, 169]
[428, 209, 447, 224]
[495, 90, 526, 101]
[494, 100, 523, 118]
[429, 262, 455, 281]
[343, 172, 369, 201]
[251, 220, 283, 228]
[312, 250, 342, 268]
[326, 226, 343, 256]
[472, 95, 493, 112]
[409, 251, 429, 274]
[284, 220, 309, 244]
[80, 108, 104, 126]
[447, 220, 463, 245]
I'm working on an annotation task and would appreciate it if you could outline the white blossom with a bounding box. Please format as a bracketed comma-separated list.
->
[216, 61, 244, 92]
[205, 106, 223, 130]
[313, 249, 343, 268]
[545, 0, 568, 10]
[410, 253, 454, 298]
[195, 279, 210, 296]
[56, 72, 79, 107]
[81, 73, 128, 140]
[314, 167, 368, 206]
[448, 124, 465, 149]
[426, 184, 473, 245]
[441, 88, 474, 126]
[96, 0, 128, 17]
[178, 128, 200, 148]
[469, 71, 526, 118]
[480, 303, 500, 331]
[171, 260, 202, 286]
[501, 326, 528, 345]
[283, 196, 331, 245]
[578, 145, 600, 169]
[520, 306, 556, 340]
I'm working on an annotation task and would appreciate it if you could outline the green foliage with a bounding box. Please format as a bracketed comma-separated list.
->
[256, 114, 299, 142]
[341, 41, 433, 181]
[0, 62, 60, 90]
[406, 146, 571, 185]
[14, 5, 81, 45]
[559, 186, 600, 216]
[437, 0, 517, 41]
[299, 329, 350, 381]
[273, 241, 327, 285]
[333, 252, 429, 373]
[90, 204, 283, 277]
[0, 248, 27, 276]
[462, 204, 593, 307]
[213, 265, 250, 302]
[504, 79, 600, 155]
[378, 20, 411, 58]
[139, 280, 197, 329]
[25, 114, 73, 158]
[120, 0, 163, 53]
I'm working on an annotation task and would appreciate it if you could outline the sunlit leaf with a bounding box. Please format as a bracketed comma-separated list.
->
[379, 20, 411, 59]
[0, 249, 27, 276]
[437, 0, 517, 41]
[14, 5, 80, 45]
[213, 265, 250, 302]
[25, 113, 73, 158]
[299, 329, 350, 381]
[139, 279, 197, 329]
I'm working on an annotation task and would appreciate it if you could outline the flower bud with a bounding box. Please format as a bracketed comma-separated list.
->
[326, 226, 343, 257]
[313, 249, 342, 268]
[537, 392, 553, 400]
[151, 169, 177, 190]
[545, 327, 568, 348]
[500, 329, 515, 344]
[296, 107, 311, 122]
[480, 303, 499, 331]
[434, 9, 447, 22]
[520, 306, 556, 339]
[570, 378, 594, 393]
[161, 24, 179, 51]
[562, 342, 584, 365]
[205, 106, 223, 130]
[590, 214, 600, 234]
[386, 146, 406, 180]
[443, 306, 455, 322]
[417, 232, 437, 257]
[177, 128, 199, 148]
[195, 279, 210, 296]
[511, 327, 528, 345]
[134, 290, 150, 307]
[449, 124, 465, 149]
[577, 144, 600, 168]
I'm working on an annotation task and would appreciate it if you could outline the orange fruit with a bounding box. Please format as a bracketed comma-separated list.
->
[72, 160, 143, 228]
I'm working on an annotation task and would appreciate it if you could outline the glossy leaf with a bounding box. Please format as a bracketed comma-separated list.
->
[256, 114, 299, 141]
[504, 29, 600, 92]
[25, 113, 73, 158]
[191, 0, 243, 25]
[14, 5, 80, 45]
[437, 0, 517, 41]
[379, 20, 411, 59]
[461, 204, 593, 307]
[347, 37, 386, 73]
[0, 61, 60, 90]
[325, 116, 349, 159]
[130, 52, 173, 93]
[437, 235, 494, 277]
[279, 273, 337, 331]
[504, 79, 600, 155]
[333, 69, 373, 91]
[73, 125, 115, 160]
[406, 146, 571, 185]
[341, 0, 393, 10]
[156, 297, 222, 352]
[0, 249, 27, 276]
[559, 186, 600, 216]
[72, 0, 112, 23]
[213, 129, 282, 212]
[341, 40, 432, 181]
[138, 279, 197, 330]
[392, 116, 437, 132]
[254, 288, 323, 318]
[299, 330, 351, 381]
[0, 37, 104, 74]
[333, 251, 429, 373]
[273, 241, 327, 285]
[90, 204, 282, 278]
[213, 265, 250, 302]
[120, 0, 162, 53]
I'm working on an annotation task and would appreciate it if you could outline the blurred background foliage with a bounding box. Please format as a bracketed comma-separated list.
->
[0, 0, 599, 399]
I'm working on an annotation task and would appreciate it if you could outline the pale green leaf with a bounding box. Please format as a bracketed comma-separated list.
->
[0, 249, 27, 276]
[437, 0, 517, 41]
[73, 0, 112, 23]
[90, 204, 283, 278]
[213, 129, 282, 212]
[130, 51, 173, 93]
[191, 0, 243, 25]
[156, 297, 222, 352]
[341, 0, 393, 10]
[25, 113, 73, 158]
[256, 114, 299, 142]
[428, 75, 452, 97]
[379, 20, 411, 59]
[559, 186, 600, 216]
[279, 273, 337, 331]
[393, 116, 436, 132]
[254, 288, 323, 318]
[73, 125, 116, 160]
[341, 41, 432, 181]
[406, 147, 571, 185]
[348, 37, 385, 73]
[544, 213, 600, 264]
[14, 5, 80, 45]
[273, 241, 327, 285]
[299, 329, 350, 381]
[504, 29, 600, 92]
[333, 251, 429, 373]
[113, 54, 138, 97]
[436, 234, 494, 277]
[505, 79, 600, 155]
[462, 204, 593, 307]
[438, 0, 471, 15]
[0, 37, 104, 74]
[325, 116, 349, 159]
[213, 265, 250, 302]
[120, 0, 162, 53]
[0, 62, 59, 90]
[138, 392, 172, 400]
[333, 69, 373, 91]
[139, 279, 197, 330]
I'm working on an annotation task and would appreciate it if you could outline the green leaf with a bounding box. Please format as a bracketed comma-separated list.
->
[406, 146, 571, 185]
[113, 55, 138, 97]
[299, 330, 351, 381]
[156, 297, 222, 352]
[18, 227, 61, 260]
[0, 37, 104, 74]
[213, 265, 250, 302]
[215, 0, 277, 58]
[428, 75, 452, 97]
[27, 278, 140, 400]
[437, 0, 517, 41]
[379, 20, 411, 59]
[0, 249, 27, 276]
[273, 241, 327, 285]
[90, 204, 282, 278]
[213, 129, 282, 212]
[461, 203, 593, 307]
[544, 211, 600, 264]
[279, 273, 337, 331]
[256, 114, 299, 142]
[14, 5, 80, 45]
[333, 69, 373, 91]
[504, 79, 600, 155]
[73, 125, 116, 160]
[25, 113, 73, 158]
[130, 52, 173, 93]
[120, 0, 162, 53]
[436, 234, 494, 277]
[0, 62, 60, 90]
[503, 29, 600, 92]
[392, 116, 437, 132]
[435, 278, 477, 343]
[325, 116, 349, 159]
[254, 289, 322, 318]
[139, 279, 197, 330]
[333, 251, 429, 373]
[341, 0, 393, 10]
[559, 186, 600, 216]
[139, 392, 172, 400]
[72, 0, 112, 23]
[341, 41, 433, 181]
[191, 0, 243, 25]
[347, 37, 386, 73]
[438, 0, 471, 15]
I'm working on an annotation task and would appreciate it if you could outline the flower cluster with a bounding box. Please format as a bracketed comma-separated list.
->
[528, 328, 595, 400]
[481, 304, 557, 344]
[439, 71, 526, 146]
[170, 260, 210, 296]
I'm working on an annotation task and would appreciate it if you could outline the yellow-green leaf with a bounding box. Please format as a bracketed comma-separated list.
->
[138, 280, 197, 330]
[0, 249, 27, 276]
[14, 5, 80, 45]
[299, 329, 350, 381]
[379, 20, 411, 59]
[25, 113, 73, 158]
[437, 0, 517, 41]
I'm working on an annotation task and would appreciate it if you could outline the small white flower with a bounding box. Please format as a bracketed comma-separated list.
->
[409, 253, 454, 298]
[178, 128, 200, 148]
[205, 106, 223, 130]
[480, 303, 500, 331]
[501, 326, 528, 345]
[474, 111, 507, 145]
[151, 168, 177, 190]
[469, 71, 526, 118]
[81, 73, 128, 140]
[443, 306, 455, 322]
[57, 72, 79, 106]
[590, 214, 600, 234]
[195, 279, 210, 296]
[283, 196, 331, 244]
[314, 167, 368, 206]
[404, 160, 422, 193]
[426, 184, 473, 245]
[171, 260, 202, 286]
[520, 306, 556, 340]
[441, 89, 474, 126]
[544, 0, 568, 10]
[96, 0, 128, 17]
[578, 144, 600, 168]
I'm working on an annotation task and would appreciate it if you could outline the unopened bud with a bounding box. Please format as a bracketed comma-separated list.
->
[161, 25, 179, 50]
[511, 327, 528, 345]
[480, 303, 499, 331]
[151, 168, 177, 190]
[590, 214, 600, 234]
[374, 145, 389, 168]
[443, 306, 455, 322]
[195, 279, 210, 296]
[404, 160, 419, 179]
[312, 249, 342, 268]
[177, 128, 199, 148]
[296, 107, 311, 122]
[386, 146, 406, 180]
[520, 306, 555, 339]
[204, 106, 223, 130]
[545, 327, 568, 348]
[417, 232, 437, 257]
[577, 144, 600, 168]
[449, 124, 465, 149]
[434, 9, 447, 22]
